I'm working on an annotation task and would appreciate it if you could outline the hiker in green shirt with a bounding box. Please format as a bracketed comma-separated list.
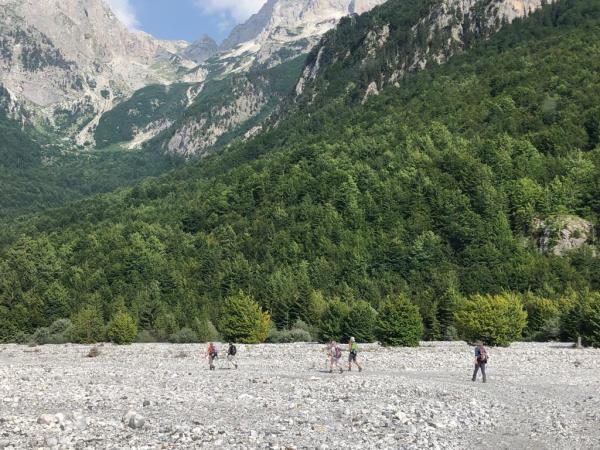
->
[347, 337, 362, 372]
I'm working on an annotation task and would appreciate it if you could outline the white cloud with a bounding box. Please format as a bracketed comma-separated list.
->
[105, 0, 140, 30]
[195, 0, 267, 23]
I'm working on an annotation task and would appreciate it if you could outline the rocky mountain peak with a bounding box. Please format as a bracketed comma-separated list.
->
[182, 35, 218, 64]
[218, 0, 387, 65]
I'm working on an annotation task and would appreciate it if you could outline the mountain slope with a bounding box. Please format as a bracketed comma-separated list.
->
[296, 0, 555, 104]
[1, 0, 599, 340]
[0, 0, 197, 144]
[97, 0, 389, 156]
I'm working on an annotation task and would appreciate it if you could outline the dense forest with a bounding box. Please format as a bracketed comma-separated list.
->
[1, 0, 600, 346]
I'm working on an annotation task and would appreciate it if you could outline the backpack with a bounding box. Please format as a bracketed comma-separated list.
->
[334, 346, 342, 359]
[229, 344, 237, 356]
[477, 347, 488, 364]
[208, 344, 217, 358]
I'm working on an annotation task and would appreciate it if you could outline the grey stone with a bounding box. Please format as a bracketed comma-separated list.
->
[122, 411, 145, 430]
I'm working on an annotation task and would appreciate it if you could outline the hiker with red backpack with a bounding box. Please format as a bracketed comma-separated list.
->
[329, 341, 343, 373]
[206, 342, 218, 371]
[472, 342, 488, 383]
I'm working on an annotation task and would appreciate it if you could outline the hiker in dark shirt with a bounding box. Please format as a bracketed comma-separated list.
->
[226, 342, 238, 369]
[472, 342, 488, 383]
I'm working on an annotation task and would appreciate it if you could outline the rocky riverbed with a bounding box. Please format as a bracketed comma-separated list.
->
[0, 342, 599, 449]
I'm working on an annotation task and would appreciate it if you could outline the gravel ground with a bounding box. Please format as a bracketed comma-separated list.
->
[0, 341, 599, 450]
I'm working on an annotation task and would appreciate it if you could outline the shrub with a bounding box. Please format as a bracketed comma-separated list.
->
[344, 300, 377, 343]
[318, 299, 350, 343]
[581, 294, 600, 348]
[29, 319, 74, 345]
[219, 291, 272, 344]
[48, 318, 73, 335]
[454, 293, 527, 347]
[169, 327, 199, 343]
[154, 312, 178, 342]
[375, 296, 423, 347]
[32, 327, 51, 345]
[193, 317, 222, 342]
[267, 327, 313, 343]
[107, 311, 138, 345]
[443, 325, 459, 341]
[560, 299, 584, 342]
[46, 318, 73, 344]
[14, 331, 32, 345]
[70, 306, 105, 344]
[523, 294, 560, 341]
[561, 292, 600, 347]
[0, 318, 18, 343]
[136, 330, 158, 343]
[291, 320, 316, 338]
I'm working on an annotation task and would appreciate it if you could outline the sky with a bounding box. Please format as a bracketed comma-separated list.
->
[105, 0, 268, 43]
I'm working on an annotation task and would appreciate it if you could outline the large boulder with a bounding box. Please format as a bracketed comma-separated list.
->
[533, 215, 595, 256]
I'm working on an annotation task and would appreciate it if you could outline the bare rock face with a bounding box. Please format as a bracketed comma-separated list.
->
[219, 0, 388, 65]
[182, 35, 218, 64]
[533, 215, 595, 256]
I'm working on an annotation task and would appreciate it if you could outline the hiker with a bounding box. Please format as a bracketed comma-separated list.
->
[347, 337, 362, 372]
[472, 342, 488, 383]
[329, 341, 343, 373]
[206, 342, 218, 371]
[226, 342, 238, 369]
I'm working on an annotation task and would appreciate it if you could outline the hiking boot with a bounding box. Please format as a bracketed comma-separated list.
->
[339, 368, 343, 374]
[359, 367, 362, 372]
[329, 369, 333, 374]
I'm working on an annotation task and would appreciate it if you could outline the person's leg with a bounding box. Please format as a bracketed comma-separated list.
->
[480, 363, 486, 383]
[472, 364, 479, 381]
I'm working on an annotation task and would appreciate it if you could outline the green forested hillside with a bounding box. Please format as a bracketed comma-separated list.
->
[0, 83, 181, 216]
[0, 143, 181, 218]
[1, 0, 600, 343]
